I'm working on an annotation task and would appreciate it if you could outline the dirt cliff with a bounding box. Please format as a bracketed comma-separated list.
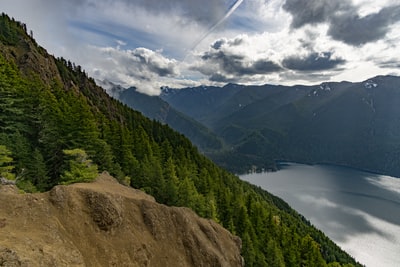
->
[0, 173, 242, 266]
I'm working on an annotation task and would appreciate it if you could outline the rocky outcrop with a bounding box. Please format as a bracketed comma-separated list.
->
[0, 172, 242, 267]
[0, 177, 16, 186]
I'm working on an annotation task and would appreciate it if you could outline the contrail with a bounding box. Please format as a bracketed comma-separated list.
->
[190, 0, 244, 52]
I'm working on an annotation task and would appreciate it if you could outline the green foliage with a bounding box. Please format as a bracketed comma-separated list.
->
[118, 87, 224, 152]
[0, 13, 25, 45]
[0, 14, 361, 267]
[266, 239, 285, 267]
[60, 149, 98, 185]
[0, 145, 15, 180]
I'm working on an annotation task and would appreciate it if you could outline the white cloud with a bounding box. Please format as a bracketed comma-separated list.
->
[1, 0, 400, 94]
[85, 45, 181, 95]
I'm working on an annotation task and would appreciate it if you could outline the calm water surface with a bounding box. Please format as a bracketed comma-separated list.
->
[240, 163, 400, 267]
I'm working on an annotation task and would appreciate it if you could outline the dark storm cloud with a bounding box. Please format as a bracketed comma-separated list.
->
[282, 52, 345, 71]
[251, 60, 283, 74]
[211, 37, 245, 50]
[201, 50, 282, 76]
[283, 0, 350, 28]
[329, 5, 400, 46]
[201, 50, 245, 73]
[283, 0, 400, 46]
[211, 39, 226, 50]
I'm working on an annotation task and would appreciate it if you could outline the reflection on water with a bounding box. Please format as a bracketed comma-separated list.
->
[240, 163, 400, 267]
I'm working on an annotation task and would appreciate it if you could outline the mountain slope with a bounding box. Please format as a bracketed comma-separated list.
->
[0, 13, 360, 266]
[161, 84, 243, 126]
[162, 77, 400, 175]
[118, 86, 223, 152]
[0, 172, 242, 266]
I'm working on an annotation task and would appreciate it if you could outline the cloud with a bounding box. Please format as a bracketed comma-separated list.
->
[378, 59, 400, 69]
[211, 39, 226, 50]
[39, 0, 229, 27]
[328, 5, 400, 46]
[131, 48, 178, 77]
[88, 46, 179, 95]
[283, 0, 350, 28]
[194, 37, 283, 82]
[283, 0, 400, 46]
[209, 73, 236, 83]
[199, 50, 282, 81]
[195, 32, 349, 84]
[280, 71, 337, 84]
[2, 0, 400, 93]
[282, 52, 346, 71]
[110, 0, 228, 26]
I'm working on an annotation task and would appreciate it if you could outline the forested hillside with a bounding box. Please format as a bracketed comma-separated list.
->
[0, 13, 360, 266]
[118, 86, 224, 152]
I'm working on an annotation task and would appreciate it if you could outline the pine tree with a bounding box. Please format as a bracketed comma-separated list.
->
[163, 157, 179, 205]
[60, 149, 98, 185]
[28, 149, 48, 190]
[266, 239, 285, 267]
[0, 55, 24, 133]
[0, 145, 15, 180]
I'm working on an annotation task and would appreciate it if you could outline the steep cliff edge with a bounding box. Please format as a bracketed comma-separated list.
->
[0, 173, 242, 267]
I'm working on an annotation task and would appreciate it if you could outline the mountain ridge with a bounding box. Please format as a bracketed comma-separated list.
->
[157, 75, 400, 175]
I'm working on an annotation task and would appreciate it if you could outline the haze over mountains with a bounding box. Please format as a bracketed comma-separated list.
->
[116, 75, 400, 176]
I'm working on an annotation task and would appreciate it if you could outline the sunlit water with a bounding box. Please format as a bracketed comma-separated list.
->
[240, 163, 400, 267]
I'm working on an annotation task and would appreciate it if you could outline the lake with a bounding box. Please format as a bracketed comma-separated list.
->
[240, 162, 400, 267]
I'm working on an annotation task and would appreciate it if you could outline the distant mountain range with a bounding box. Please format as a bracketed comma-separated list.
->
[116, 75, 400, 176]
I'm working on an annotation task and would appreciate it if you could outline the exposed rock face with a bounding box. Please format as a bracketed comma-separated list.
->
[0, 173, 242, 267]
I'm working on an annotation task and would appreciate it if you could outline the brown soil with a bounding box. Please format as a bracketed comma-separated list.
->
[0, 172, 242, 267]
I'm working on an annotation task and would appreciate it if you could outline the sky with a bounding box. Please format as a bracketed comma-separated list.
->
[2, 0, 400, 95]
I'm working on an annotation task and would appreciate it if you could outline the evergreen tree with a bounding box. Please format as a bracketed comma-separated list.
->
[0, 145, 15, 180]
[27, 149, 48, 190]
[163, 157, 179, 205]
[266, 239, 285, 267]
[60, 149, 98, 185]
[0, 55, 24, 134]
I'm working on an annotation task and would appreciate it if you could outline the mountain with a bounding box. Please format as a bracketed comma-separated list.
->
[161, 84, 244, 126]
[0, 172, 242, 266]
[161, 77, 400, 176]
[0, 13, 360, 266]
[117, 85, 224, 152]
